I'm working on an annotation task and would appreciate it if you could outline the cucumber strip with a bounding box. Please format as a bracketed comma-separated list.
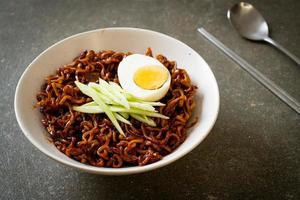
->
[142, 101, 166, 106]
[86, 85, 113, 105]
[73, 105, 103, 113]
[114, 113, 131, 125]
[130, 114, 156, 127]
[108, 81, 123, 92]
[100, 79, 130, 109]
[79, 101, 98, 106]
[128, 102, 156, 112]
[109, 82, 139, 100]
[110, 106, 169, 119]
[88, 82, 120, 105]
[75, 81, 125, 136]
[124, 93, 140, 101]
[119, 112, 129, 119]
[96, 91, 117, 105]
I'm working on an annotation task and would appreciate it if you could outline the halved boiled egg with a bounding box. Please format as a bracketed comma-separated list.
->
[118, 54, 171, 101]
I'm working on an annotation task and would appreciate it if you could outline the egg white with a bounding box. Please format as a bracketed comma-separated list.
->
[118, 54, 171, 101]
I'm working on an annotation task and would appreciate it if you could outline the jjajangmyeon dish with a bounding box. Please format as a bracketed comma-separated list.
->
[35, 48, 197, 168]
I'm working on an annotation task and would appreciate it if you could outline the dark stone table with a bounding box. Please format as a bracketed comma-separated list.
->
[1, 0, 299, 199]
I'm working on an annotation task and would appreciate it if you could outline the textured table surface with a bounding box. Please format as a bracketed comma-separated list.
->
[1, 0, 299, 199]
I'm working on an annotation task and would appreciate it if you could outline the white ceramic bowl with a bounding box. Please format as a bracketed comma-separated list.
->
[14, 27, 219, 175]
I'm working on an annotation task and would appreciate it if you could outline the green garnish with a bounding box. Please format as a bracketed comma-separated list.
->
[75, 81, 125, 136]
[73, 78, 168, 136]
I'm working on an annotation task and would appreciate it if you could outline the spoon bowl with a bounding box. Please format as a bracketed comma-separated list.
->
[227, 2, 269, 41]
[228, 2, 300, 65]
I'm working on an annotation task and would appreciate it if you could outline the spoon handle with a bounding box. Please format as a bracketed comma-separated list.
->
[264, 37, 300, 65]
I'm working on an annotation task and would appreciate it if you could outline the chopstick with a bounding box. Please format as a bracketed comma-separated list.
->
[197, 27, 300, 114]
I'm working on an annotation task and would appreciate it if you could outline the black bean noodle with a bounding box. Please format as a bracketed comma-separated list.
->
[35, 48, 197, 167]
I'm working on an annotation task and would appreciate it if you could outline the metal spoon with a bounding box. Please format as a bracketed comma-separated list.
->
[227, 2, 300, 65]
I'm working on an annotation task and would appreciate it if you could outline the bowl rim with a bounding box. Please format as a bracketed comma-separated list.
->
[14, 27, 220, 175]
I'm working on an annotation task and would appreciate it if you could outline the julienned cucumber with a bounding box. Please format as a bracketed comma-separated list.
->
[73, 79, 168, 136]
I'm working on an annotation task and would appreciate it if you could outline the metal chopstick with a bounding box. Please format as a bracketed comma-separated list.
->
[197, 27, 300, 114]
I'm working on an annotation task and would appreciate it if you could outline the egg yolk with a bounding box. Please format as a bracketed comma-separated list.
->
[133, 65, 169, 90]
